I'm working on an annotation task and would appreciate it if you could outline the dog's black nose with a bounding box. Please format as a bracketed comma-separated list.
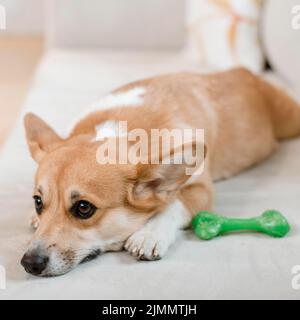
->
[21, 253, 49, 275]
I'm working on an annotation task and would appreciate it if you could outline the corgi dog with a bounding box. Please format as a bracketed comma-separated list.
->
[21, 68, 300, 277]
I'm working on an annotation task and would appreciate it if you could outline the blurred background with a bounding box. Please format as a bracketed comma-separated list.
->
[0, 0, 299, 146]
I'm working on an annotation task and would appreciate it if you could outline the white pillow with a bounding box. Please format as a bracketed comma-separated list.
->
[186, 0, 264, 73]
[262, 0, 300, 88]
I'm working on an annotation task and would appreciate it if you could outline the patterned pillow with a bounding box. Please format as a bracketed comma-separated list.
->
[186, 0, 265, 73]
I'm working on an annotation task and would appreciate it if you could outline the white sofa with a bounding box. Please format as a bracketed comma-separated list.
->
[0, 49, 300, 300]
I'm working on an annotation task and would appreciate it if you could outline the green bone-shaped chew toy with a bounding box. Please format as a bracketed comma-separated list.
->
[192, 210, 290, 240]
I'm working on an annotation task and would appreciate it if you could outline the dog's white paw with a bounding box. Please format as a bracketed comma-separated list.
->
[29, 212, 40, 230]
[125, 201, 189, 261]
[124, 229, 174, 261]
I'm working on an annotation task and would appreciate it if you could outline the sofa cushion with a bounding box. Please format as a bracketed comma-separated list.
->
[46, 0, 186, 49]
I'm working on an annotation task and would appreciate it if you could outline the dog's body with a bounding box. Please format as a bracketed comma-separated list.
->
[22, 68, 300, 276]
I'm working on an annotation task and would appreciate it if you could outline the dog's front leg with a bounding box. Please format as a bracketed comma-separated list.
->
[124, 200, 191, 261]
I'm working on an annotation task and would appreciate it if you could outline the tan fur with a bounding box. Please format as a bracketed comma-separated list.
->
[23, 68, 300, 275]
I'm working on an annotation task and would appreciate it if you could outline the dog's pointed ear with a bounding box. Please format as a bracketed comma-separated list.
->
[127, 142, 207, 210]
[24, 113, 63, 163]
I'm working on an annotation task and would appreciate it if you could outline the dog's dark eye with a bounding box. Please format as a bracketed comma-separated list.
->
[33, 195, 43, 215]
[71, 200, 97, 219]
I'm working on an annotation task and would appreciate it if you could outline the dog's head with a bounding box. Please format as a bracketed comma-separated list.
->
[21, 113, 203, 276]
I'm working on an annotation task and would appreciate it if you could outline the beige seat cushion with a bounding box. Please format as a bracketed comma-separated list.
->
[0, 49, 300, 299]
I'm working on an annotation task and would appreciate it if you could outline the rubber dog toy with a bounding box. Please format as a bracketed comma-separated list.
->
[192, 210, 290, 240]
